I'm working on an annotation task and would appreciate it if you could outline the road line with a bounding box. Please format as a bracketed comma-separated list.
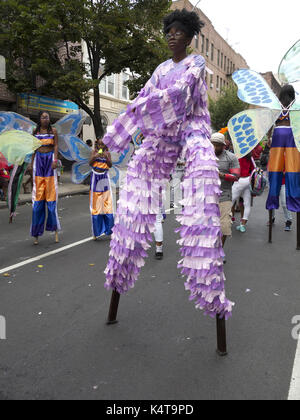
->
[0, 237, 94, 275]
[288, 337, 300, 400]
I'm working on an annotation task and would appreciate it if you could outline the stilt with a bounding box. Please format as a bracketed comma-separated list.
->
[55, 231, 59, 243]
[297, 212, 300, 250]
[216, 315, 228, 356]
[9, 215, 13, 224]
[107, 289, 120, 325]
[268, 210, 273, 244]
[34, 237, 39, 245]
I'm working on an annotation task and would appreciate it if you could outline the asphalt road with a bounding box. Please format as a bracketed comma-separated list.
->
[0, 193, 299, 400]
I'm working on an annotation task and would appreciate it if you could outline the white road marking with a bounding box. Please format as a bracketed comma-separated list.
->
[288, 338, 300, 400]
[0, 237, 95, 275]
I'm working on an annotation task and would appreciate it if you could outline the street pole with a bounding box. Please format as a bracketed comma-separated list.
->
[268, 210, 273, 243]
[107, 289, 120, 325]
[216, 315, 228, 356]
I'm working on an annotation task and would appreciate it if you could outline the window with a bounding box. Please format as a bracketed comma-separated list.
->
[211, 43, 214, 62]
[217, 50, 220, 66]
[224, 56, 227, 71]
[206, 38, 209, 56]
[195, 35, 199, 49]
[221, 53, 223, 69]
[210, 74, 213, 89]
[122, 72, 131, 100]
[201, 35, 205, 53]
[217, 75, 219, 89]
[100, 74, 115, 96]
[101, 115, 108, 133]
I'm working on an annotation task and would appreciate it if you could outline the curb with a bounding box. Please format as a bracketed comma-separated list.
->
[0, 188, 89, 210]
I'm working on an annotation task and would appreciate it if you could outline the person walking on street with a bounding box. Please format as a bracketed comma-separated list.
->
[232, 153, 255, 233]
[89, 138, 114, 240]
[30, 111, 60, 245]
[101, 8, 234, 319]
[211, 132, 240, 249]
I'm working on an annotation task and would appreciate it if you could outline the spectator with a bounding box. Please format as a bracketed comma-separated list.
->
[211, 132, 240, 250]
[232, 153, 255, 233]
[252, 144, 263, 167]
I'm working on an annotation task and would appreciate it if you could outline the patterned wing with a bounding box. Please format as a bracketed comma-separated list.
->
[54, 110, 89, 161]
[278, 39, 300, 84]
[290, 81, 300, 110]
[59, 135, 91, 162]
[232, 70, 282, 110]
[290, 111, 300, 153]
[109, 144, 134, 186]
[0, 130, 42, 165]
[71, 161, 91, 184]
[0, 112, 35, 134]
[228, 109, 281, 158]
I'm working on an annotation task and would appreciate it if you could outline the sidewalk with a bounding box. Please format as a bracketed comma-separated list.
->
[0, 172, 89, 210]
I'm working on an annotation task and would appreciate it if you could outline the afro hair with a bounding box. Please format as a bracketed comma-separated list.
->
[163, 8, 205, 38]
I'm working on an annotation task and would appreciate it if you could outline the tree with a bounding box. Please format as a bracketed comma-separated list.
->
[0, 0, 172, 137]
[208, 85, 248, 131]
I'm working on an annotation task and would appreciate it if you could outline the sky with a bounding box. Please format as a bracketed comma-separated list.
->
[186, 0, 300, 75]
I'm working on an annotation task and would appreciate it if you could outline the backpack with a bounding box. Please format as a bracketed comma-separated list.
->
[250, 158, 267, 196]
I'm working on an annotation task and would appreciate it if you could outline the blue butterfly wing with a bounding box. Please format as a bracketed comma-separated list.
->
[0, 112, 35, 134]
[60, 135, 91, 162]
[109, 144, 134, 186]
[54, 110, 89, 161]
[233, 70, 282, 110]
[109, 166, 121, 187]
[228, 109, 281, 158]
[54, 110, 87, 135]
[111, 144, 134, 168]
[71, 161, 91, 184]
[278, 39, 300, 84]
[58, 134, 74, 161]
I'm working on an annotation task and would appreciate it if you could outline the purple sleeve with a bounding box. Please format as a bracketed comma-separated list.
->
[101, 68, 160, 153]
[130, 56, 206, 136]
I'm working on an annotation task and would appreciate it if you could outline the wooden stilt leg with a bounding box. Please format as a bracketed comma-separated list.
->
[297, 212, 300, 250]
[268, 210, 273, 244]
[34, 237, 39, 245]
[9, 215, 13, 224]
[216, 315, 228, 356]
[55, 231, 59, 243]
[107, 289, 120, 325]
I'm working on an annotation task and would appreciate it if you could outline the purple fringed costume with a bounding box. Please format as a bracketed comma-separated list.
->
[102, 54, 234, 319]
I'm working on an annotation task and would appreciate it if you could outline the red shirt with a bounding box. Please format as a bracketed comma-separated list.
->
[252, 145, 263, 160]
[239, 157, 254, 178]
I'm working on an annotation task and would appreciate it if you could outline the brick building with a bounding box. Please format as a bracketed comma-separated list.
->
[172, 0, 249, 100]
[261, 72, 281, 97]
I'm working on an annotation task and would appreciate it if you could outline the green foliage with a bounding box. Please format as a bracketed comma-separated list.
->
[209, 84, 248, 131]
[0, 0, 172, 136]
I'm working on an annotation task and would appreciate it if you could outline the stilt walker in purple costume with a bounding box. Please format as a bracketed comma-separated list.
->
[103, 9, 234, 319]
